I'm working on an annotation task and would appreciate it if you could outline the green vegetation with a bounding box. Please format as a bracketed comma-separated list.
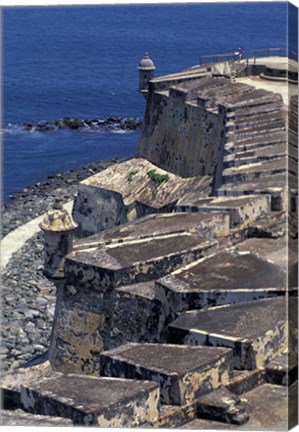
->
[127, 169, 139, 182]
[147, 169, 169, 199]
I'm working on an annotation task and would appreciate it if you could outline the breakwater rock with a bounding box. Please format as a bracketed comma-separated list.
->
[1, 232, 55, 371]
[15, 116, 142, 133]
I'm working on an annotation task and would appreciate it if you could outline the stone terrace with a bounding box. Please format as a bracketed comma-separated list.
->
[1, 56, 297, 429]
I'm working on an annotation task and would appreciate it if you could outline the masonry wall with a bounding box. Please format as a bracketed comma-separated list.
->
[137, 86, 226, 182]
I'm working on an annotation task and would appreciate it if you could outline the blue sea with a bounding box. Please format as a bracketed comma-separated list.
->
[2, 2, 297, 201]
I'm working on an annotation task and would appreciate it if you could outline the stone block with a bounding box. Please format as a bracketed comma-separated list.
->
[74, 211, 227, 250]
[265, 351, 298, 386]
[112, 281, 170, 347]
[50, 223, 215, 373]
[148, 403, 197, 428]
[181, 383, 297, 430]
[20, 374, 160, 427]
[225, 369, 265, 395]
[1, 361, 55, 410]
[197, 387, 249, 425]
[176, 195, 271, 228]
[168, 297, 292, 370]
[155, 250, 287, 313]
[66, 233, 215, 290]
[100, 342, 233, 405]
[72, 157, 212, 236]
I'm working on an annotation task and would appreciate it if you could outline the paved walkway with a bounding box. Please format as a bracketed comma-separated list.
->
[1, 201, 73, 270]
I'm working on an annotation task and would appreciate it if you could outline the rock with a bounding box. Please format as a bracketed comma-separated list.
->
[63, 118, 84, 129]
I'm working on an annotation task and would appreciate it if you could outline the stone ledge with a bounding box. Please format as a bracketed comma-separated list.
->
[100, 342, 233, 405]
[168, 297, 292, 369]
[20, 374, 160, 427]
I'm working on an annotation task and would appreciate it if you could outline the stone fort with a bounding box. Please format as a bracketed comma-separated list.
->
[1, 50, 298, 429]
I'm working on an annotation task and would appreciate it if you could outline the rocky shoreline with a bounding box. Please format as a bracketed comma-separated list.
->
[5, 116, 142, 133]
[1, 157, 124, 371]
[2, 157, 125, 237]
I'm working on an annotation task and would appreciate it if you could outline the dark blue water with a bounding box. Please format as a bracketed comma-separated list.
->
[3, 3, 293, 201]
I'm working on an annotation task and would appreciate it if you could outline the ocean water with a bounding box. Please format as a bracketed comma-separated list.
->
[2, 2, 295, 201]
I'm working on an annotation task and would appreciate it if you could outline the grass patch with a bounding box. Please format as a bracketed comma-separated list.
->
[147, 169, 169, 199]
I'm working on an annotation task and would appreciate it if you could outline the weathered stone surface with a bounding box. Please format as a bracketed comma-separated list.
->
[20, 374, 160, 426]
[265, 351, 298, 386]
[225, 369, 265, 395]
[100, 343, 233, 405]
[72, 157, 212, 236]
[241, 383, 296, 431]
[1, 361, 55, 410]
[156, 250, 287, 313]
[217, 180, 289, 211]
[74, 211, 229, 249]
[50, 232, 216, 373]
[168, 297, 292, 369]
[0, 409, 73, 426]
[197, 387, 249, 425]
[137, 77, 226, 181]
[146, 403, 197, 428]
[112, 282, 170, 347]
[181, 382, 297, 430]
[176, 194, 271, 228]
[67, 233, 215, 289]
[234, 236, 289, 266]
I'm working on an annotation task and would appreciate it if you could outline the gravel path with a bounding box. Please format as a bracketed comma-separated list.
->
[1, 157, 122, 371]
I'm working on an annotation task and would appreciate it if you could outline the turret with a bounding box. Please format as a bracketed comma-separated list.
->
[39, 199, 78, 280]
[138, 53, 156, 98]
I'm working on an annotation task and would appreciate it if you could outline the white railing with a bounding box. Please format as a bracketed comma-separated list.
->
[199, 48, 298, 66]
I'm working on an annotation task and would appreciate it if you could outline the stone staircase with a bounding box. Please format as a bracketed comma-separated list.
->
[1, 77, 297, 430]
[2, 200, 295, 428]
[217, 92, 298, 213]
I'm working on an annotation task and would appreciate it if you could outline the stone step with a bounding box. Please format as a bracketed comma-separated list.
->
[196, 387, 249, 425]
[180, 383, 296, 430]
[224, 154, 297, 171]
[20, 373, 160, 427]
[226, 120, 286, 141]
[222, 158, 292, 184]
[225, 131, 286, 153]
[176, 195, 270, 228]
[226, 112, 286, 133]
[224, 91, 282, 110]
[100, 342, 233, 405]
[225, 369, 265, 396]
[265, 351, 298, 386]
[201, 87, 254, 110]
[74, 211, 230, 251]
[232, 143, 296, 163]
[226, 102, 284, 121]
[155, 250, 286, 313]
[216, 178, 289, 211]
[51, 233, 216, 374]
[148, 403, 197, 428]
[168, 297, 293, 370]
[223, 151, 288, 169]
[67, 232, 216, 289]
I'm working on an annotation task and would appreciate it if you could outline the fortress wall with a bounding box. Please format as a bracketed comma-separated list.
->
[137, 85, 226, 181]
